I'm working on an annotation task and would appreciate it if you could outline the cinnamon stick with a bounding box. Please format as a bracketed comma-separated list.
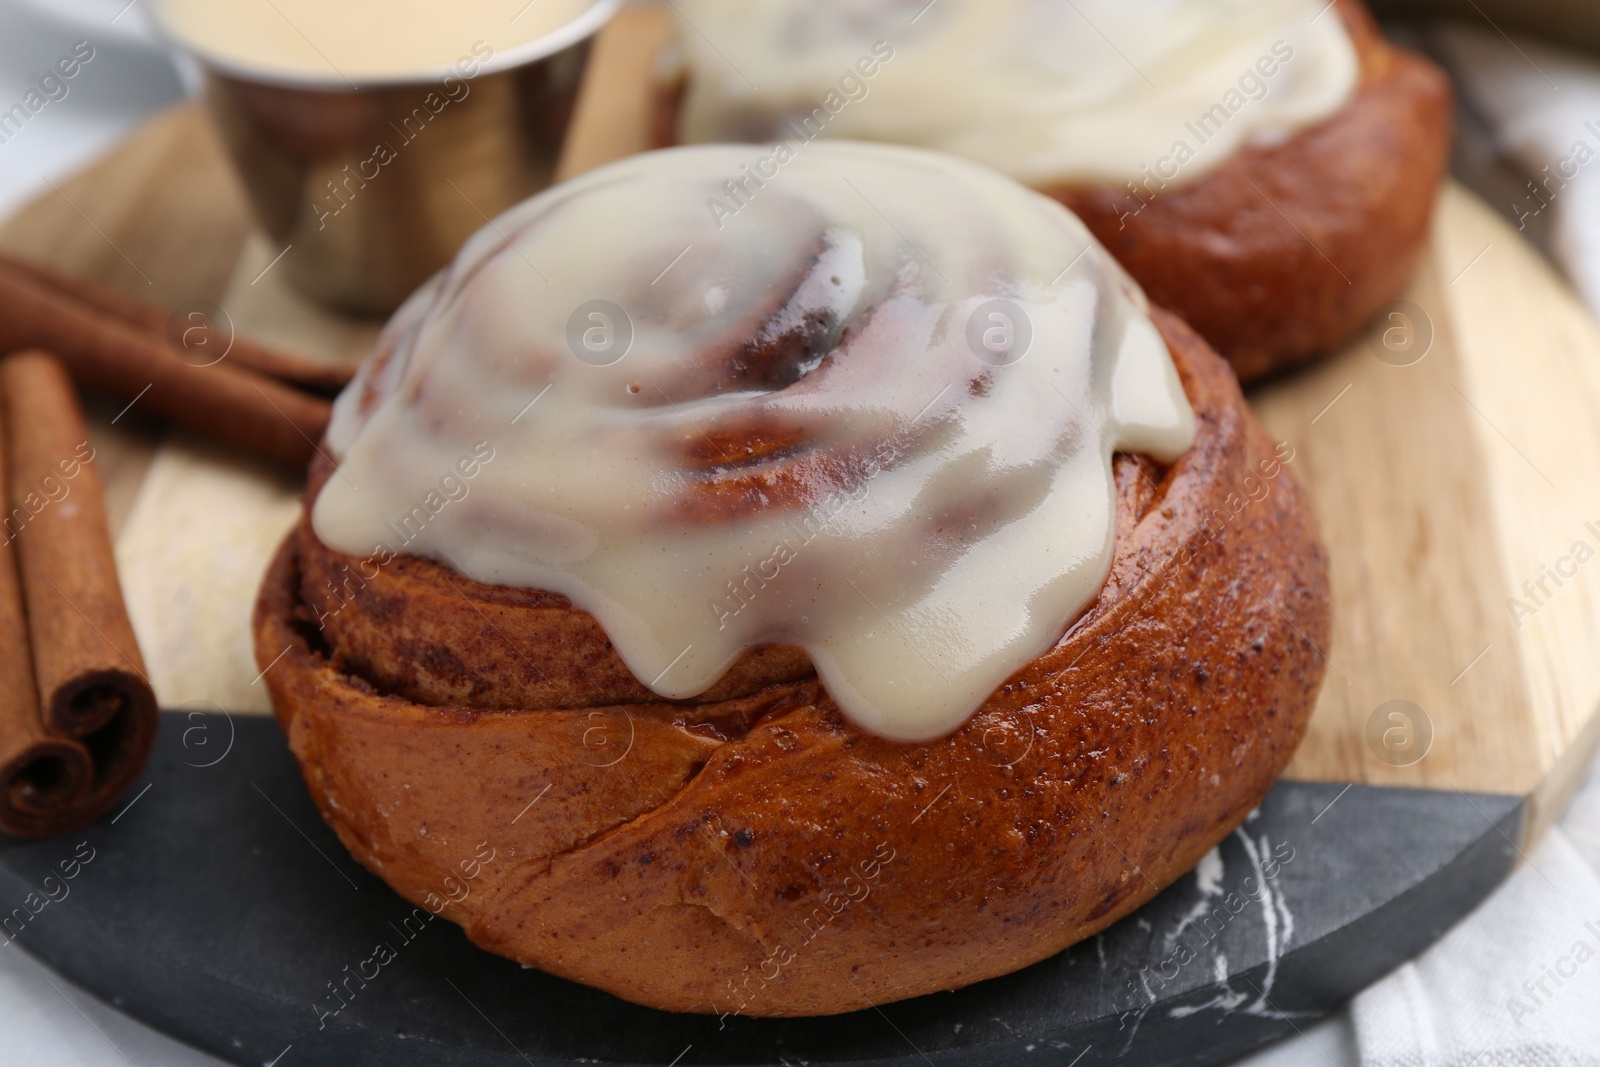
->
[0, 254, 355, 395]
[0, 424, 93, 836]
[0, 267, 330, 468]
[0, 352, 158, 838]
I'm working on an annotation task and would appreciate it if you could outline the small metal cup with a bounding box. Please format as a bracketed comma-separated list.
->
[154, 1, 620, 315]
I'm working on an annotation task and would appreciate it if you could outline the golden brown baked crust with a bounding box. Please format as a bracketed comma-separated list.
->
[253, 308, 1331, 1016]
[654, 0, 1453, 382]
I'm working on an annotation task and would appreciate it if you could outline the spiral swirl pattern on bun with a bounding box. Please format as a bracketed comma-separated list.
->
[313, 143, 1195, 740]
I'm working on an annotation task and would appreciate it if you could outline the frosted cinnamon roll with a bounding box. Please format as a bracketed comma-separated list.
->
[255, 143, 1331, 1015]
[657, 0, 1453, 381]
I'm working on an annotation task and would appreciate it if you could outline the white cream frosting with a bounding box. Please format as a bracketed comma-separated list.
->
[672, 0, 1360, 188]
[156, 0, 597, 81]
[312, 142, 1195, 741]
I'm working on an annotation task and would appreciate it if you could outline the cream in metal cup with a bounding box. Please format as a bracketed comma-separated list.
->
[152, 0, 621, 314]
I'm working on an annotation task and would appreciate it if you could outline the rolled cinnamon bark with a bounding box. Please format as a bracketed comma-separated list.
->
[0, 424, 94, 837]
[0, 268, 331, 467]
[0, 254, 355, 395]
[0, 352, 158, 838]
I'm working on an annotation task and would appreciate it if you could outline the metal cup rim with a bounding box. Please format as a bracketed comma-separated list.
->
[148, 0, 623, 91]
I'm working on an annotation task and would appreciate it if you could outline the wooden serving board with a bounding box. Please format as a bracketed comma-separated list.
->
[3, 6, 1600, 1067]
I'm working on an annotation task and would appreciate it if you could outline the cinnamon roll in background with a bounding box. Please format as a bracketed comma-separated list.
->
[254, 142, 1331, 1015]
[656, 0, 1453, 382]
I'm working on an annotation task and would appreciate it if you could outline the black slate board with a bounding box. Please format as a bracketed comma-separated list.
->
[0, 713, 1520, 1067]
